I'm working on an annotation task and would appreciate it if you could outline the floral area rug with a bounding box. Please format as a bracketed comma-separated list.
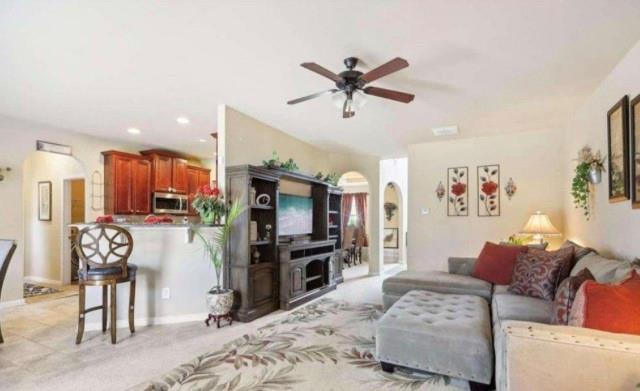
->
[23, 282, 61, 298]
[145, 298, 469, 391]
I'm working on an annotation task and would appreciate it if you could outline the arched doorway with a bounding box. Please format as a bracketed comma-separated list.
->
[337, 171, 371, 278]
[22, 151, 85, 293]
[383, 182, 404, 265]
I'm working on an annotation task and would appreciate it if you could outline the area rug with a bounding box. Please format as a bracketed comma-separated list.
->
[145, 298, 469, 390]
[23, 282, 61, 298]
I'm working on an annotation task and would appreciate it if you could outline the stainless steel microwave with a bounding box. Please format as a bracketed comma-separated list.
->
[153, 192, 189, 215]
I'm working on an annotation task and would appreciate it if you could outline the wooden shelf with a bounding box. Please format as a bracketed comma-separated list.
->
[250, 240, 271, 246]
[251, 204, 274, 210]
[329, 235, 339, 239]
[328, 224, 339, 229]
[305, 275, 322, 283]
[328, 210, 339, 214]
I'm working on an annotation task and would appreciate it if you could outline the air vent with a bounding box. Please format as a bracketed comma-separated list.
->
[432, 125, 458, 137]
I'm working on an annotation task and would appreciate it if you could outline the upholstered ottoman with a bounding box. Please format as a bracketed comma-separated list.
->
[376, 290, 493, 385]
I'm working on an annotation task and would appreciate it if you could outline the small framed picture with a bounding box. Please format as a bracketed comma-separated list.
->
[38, 181, 52, 221]
[383, 228, 399, 249]
[631, 94, 640, 208]
[607, 96, 630, 202]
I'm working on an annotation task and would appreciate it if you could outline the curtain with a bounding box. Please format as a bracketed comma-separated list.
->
[341, 194, 354, 247]
[353, 192, 369, 247]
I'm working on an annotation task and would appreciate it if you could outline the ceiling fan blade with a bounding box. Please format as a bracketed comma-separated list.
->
[342, 98, 355, 119]
[363, 86, 414, 103]
[300, 62, 344, 83]
[359, 57, 409, 84]
[287, 89, 339, 105]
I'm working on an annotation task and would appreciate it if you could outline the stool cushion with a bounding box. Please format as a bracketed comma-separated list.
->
[376, 290, 493, 384]
[84, 263, 138, 277]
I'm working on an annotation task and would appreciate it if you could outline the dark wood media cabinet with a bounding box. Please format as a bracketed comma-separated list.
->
[279, 240, 336, 310]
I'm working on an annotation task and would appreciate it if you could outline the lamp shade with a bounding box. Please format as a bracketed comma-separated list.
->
[520, 211, 561, 236]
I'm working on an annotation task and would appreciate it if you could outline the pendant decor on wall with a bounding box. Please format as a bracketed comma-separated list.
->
[504, 177, 517, 200]
[477, 164, 500, 217]
[447, 167, 468, 216]
[630, 94, 640, 209]
[435, 181, 445, 202]
[607, 95, 630, 203]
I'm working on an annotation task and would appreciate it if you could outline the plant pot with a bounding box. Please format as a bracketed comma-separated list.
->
[588, 167, 602, 184]
[200, 210, 218, 225]
[206, 288, 234, 315]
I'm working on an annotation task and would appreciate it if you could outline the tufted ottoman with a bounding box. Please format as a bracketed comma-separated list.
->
[376, 290, 493, 385]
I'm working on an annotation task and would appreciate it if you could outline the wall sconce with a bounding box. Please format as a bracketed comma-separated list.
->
[0, 167, 11, 182]
[435, 181, 445, 202]
[504, 177, 517, 200]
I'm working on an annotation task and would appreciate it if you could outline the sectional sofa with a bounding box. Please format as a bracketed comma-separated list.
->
[380, 243, 640, 390]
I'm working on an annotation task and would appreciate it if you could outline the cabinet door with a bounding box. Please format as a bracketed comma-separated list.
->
[153, 155, 173, 192]
[252, 267, 276, 306]
[186, 168, 198, 215]
[290, 265, 305, 297]
[172, 158, 188, 194]
[114, 156, 133, 214]
[197, 169, 211, 188]
[133, 159, 151, 214]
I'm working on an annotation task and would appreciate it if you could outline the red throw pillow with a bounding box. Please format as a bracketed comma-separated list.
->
[551, 268, 595, 325]
[472, 242, 529, 285]
[569, 270, 640, 335]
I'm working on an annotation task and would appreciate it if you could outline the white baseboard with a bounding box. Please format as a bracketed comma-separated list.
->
[24, 276, 63, 286]
[85, 312, 209, 331]
[0, 298, 26, 309]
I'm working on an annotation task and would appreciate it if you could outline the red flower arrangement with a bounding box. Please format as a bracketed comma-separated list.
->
[192, 184, 225, 224]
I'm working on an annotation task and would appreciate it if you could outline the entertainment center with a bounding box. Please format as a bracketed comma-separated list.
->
[226, 165, 344, 322]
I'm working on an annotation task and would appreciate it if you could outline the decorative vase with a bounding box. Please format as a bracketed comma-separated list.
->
[588, 167, 602, 184]
[200, 210, 217, 225]
[206, 288, 234, 315]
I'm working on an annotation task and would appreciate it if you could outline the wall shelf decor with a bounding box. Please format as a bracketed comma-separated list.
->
[447, 167, 468, 216]
[607, 95, 630, 203]
[477, 164, 500, 217]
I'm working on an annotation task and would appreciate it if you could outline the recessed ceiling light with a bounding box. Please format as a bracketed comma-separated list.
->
[176, 116, 190, 125]
[432, 125, 458, 136]
[198, 138, 207, 143]
[127, 127, 141, 135]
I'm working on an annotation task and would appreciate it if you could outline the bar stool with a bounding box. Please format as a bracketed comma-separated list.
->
[74, 224, 136, 344]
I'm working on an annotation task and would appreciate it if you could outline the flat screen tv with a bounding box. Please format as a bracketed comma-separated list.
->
[278, 194, 313, 236]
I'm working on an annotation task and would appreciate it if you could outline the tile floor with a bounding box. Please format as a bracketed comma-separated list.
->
[0, 263, 404, 390]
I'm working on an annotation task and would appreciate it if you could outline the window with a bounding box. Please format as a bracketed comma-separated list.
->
[347, 202, 358, 227]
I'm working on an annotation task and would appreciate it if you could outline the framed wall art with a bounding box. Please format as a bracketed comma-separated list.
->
[631, 94, 640, 209]
[607, 96, 630, 202]
[447, 167, 468, 216]
[477, 164, 500, 217]
[383, 228, 399, 249]
[38, 181, 52, 221]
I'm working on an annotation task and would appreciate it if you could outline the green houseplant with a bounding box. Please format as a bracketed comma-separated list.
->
[194, 198, 245, 315]
[191, 184, 225, 225]
[571, 146, 606, 220]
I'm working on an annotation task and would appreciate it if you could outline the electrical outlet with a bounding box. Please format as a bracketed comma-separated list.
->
[161, 287, 171, 300]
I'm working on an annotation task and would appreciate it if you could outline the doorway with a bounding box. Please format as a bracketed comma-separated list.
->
[383, 182, 403, 264]
[63, 178, 85, 284]
[337, 171, 371, 279]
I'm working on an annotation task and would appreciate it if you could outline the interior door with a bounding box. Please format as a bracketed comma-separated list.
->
[133, 159, 151, 214]
[172, 158, 188, 193]
[114, 156, 133, 214]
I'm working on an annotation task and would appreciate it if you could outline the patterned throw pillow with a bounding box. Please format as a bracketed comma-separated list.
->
[508, 247, 575, 301]
[551, 268, 595, 325]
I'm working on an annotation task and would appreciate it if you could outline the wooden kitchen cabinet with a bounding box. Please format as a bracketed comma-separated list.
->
[186, 165, 211, 214]
[141, 150, 189, 194]
[172, 158, 188, 193]
[102, 151, 151, 215]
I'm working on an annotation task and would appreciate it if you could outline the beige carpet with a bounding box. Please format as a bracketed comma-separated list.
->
[143, 298, 469, 390]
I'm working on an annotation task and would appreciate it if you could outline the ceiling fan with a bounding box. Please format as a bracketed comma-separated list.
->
[287, 57, 415, 118]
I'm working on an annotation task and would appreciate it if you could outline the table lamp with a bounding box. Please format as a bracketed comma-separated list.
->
[520, 211, 561, 246]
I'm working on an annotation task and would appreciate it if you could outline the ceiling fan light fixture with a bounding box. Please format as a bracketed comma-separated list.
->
[331, 90, 367, 112]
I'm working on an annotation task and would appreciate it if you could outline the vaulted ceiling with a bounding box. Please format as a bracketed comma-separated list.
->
[1, 1, 640, 158]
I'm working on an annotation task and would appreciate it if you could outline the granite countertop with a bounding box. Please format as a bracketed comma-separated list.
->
[70, 222, 222, 228]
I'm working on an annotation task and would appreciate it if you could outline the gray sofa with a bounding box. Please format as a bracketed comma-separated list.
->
[380, 250, 640, 391]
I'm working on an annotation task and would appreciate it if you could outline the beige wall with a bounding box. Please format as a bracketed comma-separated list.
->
[407, 129, 564, 272]
[563, 40, 640, 260]
[0, 116, 151, 303]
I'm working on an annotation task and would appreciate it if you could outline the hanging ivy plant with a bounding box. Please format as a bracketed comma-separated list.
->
[571, 161, 591, 219]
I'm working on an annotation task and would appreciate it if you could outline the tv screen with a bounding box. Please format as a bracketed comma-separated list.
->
[278, 194, 313, 236]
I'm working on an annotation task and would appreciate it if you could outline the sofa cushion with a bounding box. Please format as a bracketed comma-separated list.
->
[472, 242, 528, 285]
[492, 292, 553, 326]
[508, 247, 574, 301]
[570, 252, 631, 283]
[376, 290, 493, 384]
[551, 268, 595, 325]
[561, 239, 596, 264]
[382, 270, 492, 302]
[569, 270, 640, 335]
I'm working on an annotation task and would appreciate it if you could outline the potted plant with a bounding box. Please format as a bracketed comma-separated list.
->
[194, 198, 245, 316]
[572, 146, 606, 219]
[191, 184, 225, 225]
